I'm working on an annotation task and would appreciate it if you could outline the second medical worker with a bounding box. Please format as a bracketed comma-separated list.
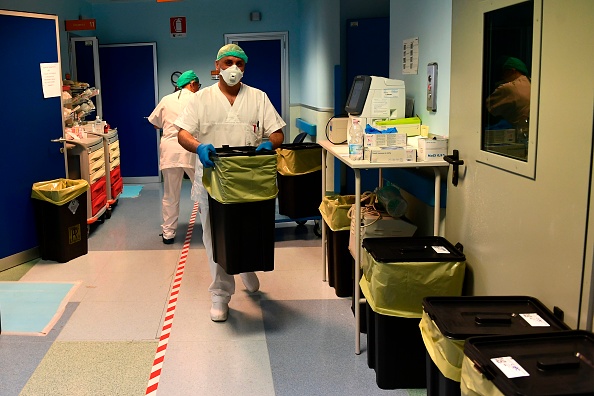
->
[175, 44, 285, 322]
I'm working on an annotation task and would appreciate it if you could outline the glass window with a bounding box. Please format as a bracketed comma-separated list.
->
[478, 0, 541, 178]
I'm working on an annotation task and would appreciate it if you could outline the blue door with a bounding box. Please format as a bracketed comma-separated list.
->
[233, 39, 282, 116]
[99, 43, 159, 182]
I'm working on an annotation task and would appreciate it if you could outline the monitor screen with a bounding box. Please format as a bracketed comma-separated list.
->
[345, 75, 372, 115]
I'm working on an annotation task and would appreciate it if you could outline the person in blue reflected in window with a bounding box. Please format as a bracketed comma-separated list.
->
[175, 44, 285, 322]
[486, 56, 531, 129]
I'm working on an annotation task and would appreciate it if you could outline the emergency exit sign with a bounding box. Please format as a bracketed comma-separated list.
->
[65, 19, 96, 31]
[170, 17, 186, 38]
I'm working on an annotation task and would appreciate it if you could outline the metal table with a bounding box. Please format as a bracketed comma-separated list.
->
[319, 140, 449, 354]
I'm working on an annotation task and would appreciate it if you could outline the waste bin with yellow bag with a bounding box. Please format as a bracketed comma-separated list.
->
[276, 142, 322, 219]
[420, 296, 570, 396]
[31, 178, 89, 263]
[360, 236, 466, 390]
[203, 146, 278, 275]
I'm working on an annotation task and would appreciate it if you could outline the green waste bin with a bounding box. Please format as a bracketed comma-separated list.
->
[31, 178, 89, 263]
[203, 146, 278, 275]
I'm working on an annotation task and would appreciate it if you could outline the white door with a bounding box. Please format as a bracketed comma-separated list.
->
[447, 0, 594, 329]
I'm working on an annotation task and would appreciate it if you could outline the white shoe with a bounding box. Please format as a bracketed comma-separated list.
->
[210, 302, 228, 322]
[241, 272, 260, 293]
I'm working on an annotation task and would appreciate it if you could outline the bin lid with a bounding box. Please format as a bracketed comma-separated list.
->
[214, 145, 275, 157]
[423, 296, 570, 339]
[463, 330, 594, 396]
[362, 236, 465, 263]
[278, 143, 321, 150]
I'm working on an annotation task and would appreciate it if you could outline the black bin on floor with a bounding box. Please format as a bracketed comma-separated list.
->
[421, 296, 570, 396]
[205, 146, 278, 275]
[276, 143, 322, 219]
[31, 178, 89, 263]
[360, 237, 467, 390]
[462, 330, 594, 396]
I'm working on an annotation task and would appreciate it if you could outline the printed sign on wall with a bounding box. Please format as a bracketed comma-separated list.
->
[170, 17, 186, 38]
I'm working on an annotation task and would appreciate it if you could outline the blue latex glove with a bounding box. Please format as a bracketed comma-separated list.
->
[196, 144, 215, 168]
[256, 141, 274, 152]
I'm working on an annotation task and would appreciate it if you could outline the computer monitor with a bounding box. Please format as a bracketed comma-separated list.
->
[345, 75, 372, 115]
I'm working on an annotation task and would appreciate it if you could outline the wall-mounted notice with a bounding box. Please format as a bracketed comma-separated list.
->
[402, 37, 419, 75]
[40, 62, 61, 98]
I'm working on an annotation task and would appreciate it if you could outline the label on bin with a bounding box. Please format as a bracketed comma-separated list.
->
[491, 356, 530, 378]
[68, 199, 80, 214]
[519, 313, 550, 327]
[432, 245, 450, 254]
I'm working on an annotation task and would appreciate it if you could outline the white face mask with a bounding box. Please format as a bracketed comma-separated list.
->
[219, 65, 243, 86]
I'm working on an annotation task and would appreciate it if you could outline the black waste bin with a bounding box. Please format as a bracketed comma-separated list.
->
[276, 143, 322, 219]
[461, 330, 594, 396]
[319, 194, 373, 299]
[421, 296, 571, 396]
[204, 146, 277, 275]
[31, 178, 89, 263]
[361, 236, 466, 390]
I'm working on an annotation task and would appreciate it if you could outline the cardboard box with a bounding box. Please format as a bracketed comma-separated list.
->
[417, 137, 447, 161]
[365, 146, 416, 163]
[364, 132, 407, 148]
[348, 214, 417, 257]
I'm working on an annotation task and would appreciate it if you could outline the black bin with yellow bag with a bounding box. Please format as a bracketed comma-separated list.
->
[204, 146, 278, 275]
[31, 178, 89, 263]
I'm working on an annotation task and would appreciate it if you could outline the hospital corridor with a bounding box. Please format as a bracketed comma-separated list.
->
[0, 181, 423, 396]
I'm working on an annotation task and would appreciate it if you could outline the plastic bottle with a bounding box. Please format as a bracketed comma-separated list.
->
[349, 118, 364, 160]
[93, 116, 103, 134]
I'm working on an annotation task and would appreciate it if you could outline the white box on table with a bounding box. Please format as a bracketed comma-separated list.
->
[417, 137, 448, 161]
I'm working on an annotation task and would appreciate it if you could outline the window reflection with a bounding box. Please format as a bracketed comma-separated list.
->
[482, 1, 533, 161]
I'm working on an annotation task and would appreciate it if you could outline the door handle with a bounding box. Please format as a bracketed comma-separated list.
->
[443, 149, 464, 187]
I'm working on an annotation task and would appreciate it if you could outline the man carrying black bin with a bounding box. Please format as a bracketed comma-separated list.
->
[175, 44, 285, 322]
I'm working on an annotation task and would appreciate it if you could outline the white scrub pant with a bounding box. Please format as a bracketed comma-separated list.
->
[195, 175, 255, 303]
[161, 167, 195, 239]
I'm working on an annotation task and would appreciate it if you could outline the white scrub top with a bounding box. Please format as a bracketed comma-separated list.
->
[148, 88, 197, 170]
[174, 83, 286, 201]
[174, 83, 286, 149]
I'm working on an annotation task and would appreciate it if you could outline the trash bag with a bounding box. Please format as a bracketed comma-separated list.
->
[31, 178, 89, 205]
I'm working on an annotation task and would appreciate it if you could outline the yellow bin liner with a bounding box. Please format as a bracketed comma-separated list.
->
[318, 193, 375, 231]
[276, 145, 322, 176]
[419, 310, 466, 382]
[31, 178, 89, 206]
[360, 248, 466, 318]
[203, 153, 278, 204]
[460, 355, 505, 396]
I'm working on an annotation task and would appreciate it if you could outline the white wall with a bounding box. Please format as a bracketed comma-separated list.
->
[390, 0, 452, 136]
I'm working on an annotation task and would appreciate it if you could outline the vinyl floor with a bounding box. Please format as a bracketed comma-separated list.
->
[0, 181, 426, 395]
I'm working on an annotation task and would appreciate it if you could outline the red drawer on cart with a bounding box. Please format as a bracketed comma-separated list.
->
[91, 192, 107, 217]
[110, 165, 121, 185]
[90, 176, 107, 201]
[111, 177, 124, 198]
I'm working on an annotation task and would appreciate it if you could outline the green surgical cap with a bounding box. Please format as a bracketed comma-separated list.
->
[177, 70, 199, 89]
[216, 44, 248, 63]
[503, 57, 529, 76]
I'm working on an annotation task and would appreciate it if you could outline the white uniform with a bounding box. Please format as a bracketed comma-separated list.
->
[175, 83, 286, 303]
[148, 88, 196, 240]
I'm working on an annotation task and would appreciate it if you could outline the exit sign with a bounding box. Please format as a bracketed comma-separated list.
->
[65, 19, 96, 31]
